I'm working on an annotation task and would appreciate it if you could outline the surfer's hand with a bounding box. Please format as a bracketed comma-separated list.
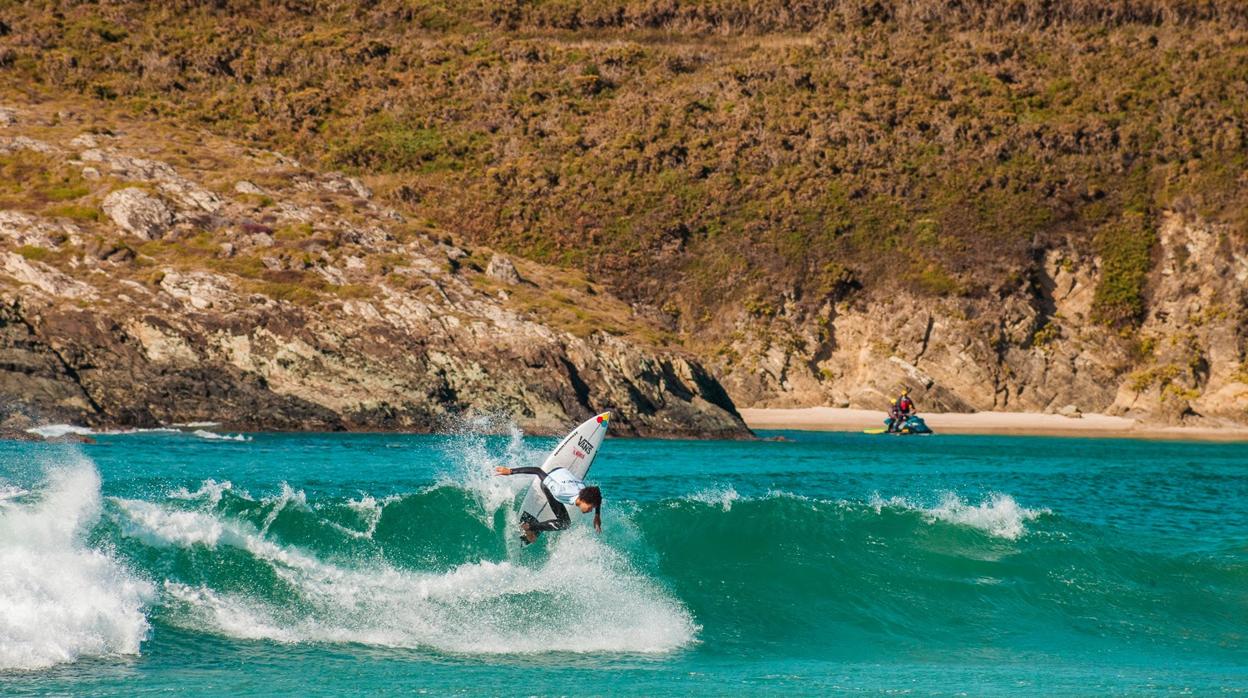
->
[494, 466, 511, 476]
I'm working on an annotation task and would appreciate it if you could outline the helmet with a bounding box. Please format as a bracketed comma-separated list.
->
[901, 387, 910, 395]
[890, 399, 897, 405]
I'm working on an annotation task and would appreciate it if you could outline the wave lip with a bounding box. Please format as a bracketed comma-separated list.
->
[870, 492, 1048, 540]
[684, 485, 742, 511]
[169, 479, 234, 505]
[0, 458, 153, 671]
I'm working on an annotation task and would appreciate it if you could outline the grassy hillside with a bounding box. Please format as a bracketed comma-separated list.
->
[3, 1, 1246, 346]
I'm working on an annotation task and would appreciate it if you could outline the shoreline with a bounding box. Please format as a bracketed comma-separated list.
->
[738, 407, 1248, 442]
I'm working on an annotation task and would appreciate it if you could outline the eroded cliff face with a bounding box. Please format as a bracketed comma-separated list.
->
[0, 105, 748, 438]
[714, 212, 1248, 425]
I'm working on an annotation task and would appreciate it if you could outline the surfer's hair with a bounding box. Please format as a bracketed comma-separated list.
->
[580, 486, 603, 532]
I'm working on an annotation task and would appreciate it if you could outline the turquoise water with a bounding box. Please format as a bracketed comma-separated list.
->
[1, 426, 1245, 695]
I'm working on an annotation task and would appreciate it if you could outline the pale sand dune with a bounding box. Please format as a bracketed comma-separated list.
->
[739, 407, 1248, 441]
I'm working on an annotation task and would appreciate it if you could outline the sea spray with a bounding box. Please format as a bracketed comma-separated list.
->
[0, 454, 153, 670]
[435, 414, 550, 523]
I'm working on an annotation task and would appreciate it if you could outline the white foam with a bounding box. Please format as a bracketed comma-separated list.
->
[131, 499, 697, 654]
[191, 430, 250, 442]
[686, 485, 741, 511]
[0, 484, 28, 505]
[258, 483, 308, 535]
[869, 492, 1047, 540]
[25, 424, 94, 438]
[325, 494, 397, 540]
[0, 457, 153, 670]
[168, 479, 234, 505]
[173, 422, 221, 428]
[926, 492, 1047, 540]
[115, 499, 227, 548]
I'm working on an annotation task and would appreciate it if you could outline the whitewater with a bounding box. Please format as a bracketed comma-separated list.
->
[1, 427, 1244, 695]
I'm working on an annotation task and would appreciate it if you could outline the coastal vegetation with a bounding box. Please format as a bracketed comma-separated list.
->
[4, 2, 1244, 333]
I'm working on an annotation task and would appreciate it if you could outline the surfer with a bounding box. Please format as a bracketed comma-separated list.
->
[495, 465, 602, 543]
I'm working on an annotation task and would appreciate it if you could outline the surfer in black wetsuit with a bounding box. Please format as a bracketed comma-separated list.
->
[496, 466, 602, 543]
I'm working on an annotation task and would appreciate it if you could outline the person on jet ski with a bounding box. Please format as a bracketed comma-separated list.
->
[897, 387, 917, 421]
[886, 398, 903, 432]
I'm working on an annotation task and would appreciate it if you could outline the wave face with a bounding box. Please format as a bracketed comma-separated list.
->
[111, 487, 696, 654]
[86, 481, 1241, 662]
[1, 429, 1245, 694]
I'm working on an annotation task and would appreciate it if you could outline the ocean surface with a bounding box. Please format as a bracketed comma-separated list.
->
[1, 423, 1245, 696]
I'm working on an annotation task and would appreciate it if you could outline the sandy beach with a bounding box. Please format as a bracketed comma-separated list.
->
[738, 407, 1248, 441]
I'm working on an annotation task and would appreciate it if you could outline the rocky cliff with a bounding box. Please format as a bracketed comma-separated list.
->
[0, 104, 748, 437]
[1, 2, 1245, 430]
[712, 210, 1248, 425]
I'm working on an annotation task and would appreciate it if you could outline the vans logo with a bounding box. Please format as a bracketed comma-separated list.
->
[577, 437, 595, 454]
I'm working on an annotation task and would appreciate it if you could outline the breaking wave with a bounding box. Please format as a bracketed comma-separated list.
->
[0, 455, 153, 671]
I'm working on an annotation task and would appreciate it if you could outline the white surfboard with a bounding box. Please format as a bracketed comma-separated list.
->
[518, 412, 610, 538]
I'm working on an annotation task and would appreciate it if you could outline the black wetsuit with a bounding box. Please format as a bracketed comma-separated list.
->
[508, 466, 572, 532]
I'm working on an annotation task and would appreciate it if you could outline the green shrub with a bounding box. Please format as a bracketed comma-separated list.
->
[16, 245, 50, 261]
[1092, 211, 1157, 326]
[46, 204, 100, 220]
[331, 116, 469, 174]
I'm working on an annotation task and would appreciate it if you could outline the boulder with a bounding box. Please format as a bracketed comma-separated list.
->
[69, 133, 99, 149]
[102, 188, 173, 239]
[0, 210, 76, 248]
[0, 252, 96, 298]
[486, 254, 523, 285]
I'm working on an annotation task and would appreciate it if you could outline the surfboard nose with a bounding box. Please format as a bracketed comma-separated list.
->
[596, 412, 610, 424]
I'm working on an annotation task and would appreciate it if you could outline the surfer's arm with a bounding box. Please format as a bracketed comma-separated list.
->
[494, 466, 546, 478]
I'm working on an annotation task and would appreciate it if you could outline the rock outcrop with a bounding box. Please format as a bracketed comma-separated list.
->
[711, 212, 1248, 426]
[0, 109, 749, 438]
[101, 188, 173, 240]
[486, 254, 524, 285]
